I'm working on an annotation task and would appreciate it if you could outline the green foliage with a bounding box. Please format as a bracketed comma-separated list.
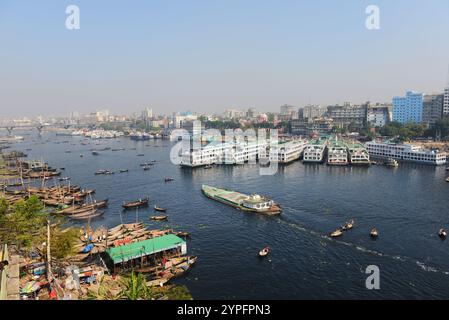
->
[379, 122, 427, 141]
[120, 271, 153, 300]
[205, 120, 240, 131]
[0, 198, 9, 215]
[164, 285, 193, 300]
[51, 227, 79, 259]
[427, 118, 449, 139]
[0, 195, 47, 249]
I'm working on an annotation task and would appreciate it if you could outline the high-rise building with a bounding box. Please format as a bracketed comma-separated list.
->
[444, 87, 449, 116]
[327, 102, 367, 129]
[366, 103, 391, 127]
[422, 94, 444, 126]
[280, 104, 296, 116]
[392, 91, 423, 124]
[302, 105, 327, 120]
[141, 107, 153, 121]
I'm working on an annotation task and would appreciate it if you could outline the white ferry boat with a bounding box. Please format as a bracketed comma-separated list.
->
[327, 138, 348, 166]
[180, 140, 269, 167]
[303, 138, 327, 163]
[365, 141, 447, 165]
[347, 142, 370, 166]
[269, 139, 308, 164]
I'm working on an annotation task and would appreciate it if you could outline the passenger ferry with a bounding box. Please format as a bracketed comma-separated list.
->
[269, 139, 308, 164]
[201, 185, 281, 215]
[365, 141, 447, 165]
[347, 142, 370, 166]
[327, 138, 348, 166]
[180, 140, 269, 167]
[303, 138, 327, 163]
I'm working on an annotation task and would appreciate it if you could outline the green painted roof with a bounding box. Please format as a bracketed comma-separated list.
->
[106, 234, 186, 264]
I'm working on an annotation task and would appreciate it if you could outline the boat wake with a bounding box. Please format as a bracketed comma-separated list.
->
[278, 215, 449, 277]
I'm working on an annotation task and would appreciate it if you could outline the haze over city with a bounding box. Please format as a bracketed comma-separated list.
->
[1, 0, 448, 117]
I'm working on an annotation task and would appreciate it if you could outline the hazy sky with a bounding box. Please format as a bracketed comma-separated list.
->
[0, 0, 448, 117]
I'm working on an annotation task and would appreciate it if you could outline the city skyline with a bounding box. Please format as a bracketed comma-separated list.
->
[1, 0, 449, 117]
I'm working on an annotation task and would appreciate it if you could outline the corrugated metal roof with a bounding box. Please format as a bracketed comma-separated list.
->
[106, 234, 185, 265]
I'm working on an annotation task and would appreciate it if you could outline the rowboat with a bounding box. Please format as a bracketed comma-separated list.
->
[341, 219, 354, 231]
[164, 178, 174, 182]
[69, 209, 105, 220]
[154, 205, 167, 212]
[122, 197, 149, 209]
[330, 229, 343, 238]
[173, 231, 190, 237]
[438, 228, 447, 239]
[150, 215, 168, 221]
[259, 247, 270, 257]
[370, 228, 378, 238]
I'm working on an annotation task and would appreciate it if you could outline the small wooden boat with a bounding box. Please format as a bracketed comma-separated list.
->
[174, 231, 190, 237]
[58, 177, 71, 181]
[439, 228, 447, 239]
[259, 247, 270, 257]
[70, 210, 105, 220]
[446, 177, 449, 183]
[137, 154, 145, 157]
[330, 229, 343, 238]
[204, 164, 213, 169]
[119, 169, 129, 173]
[143, 166, 150, 171]
[92, 151, 100, 156]
[370, 228, 378, 238]
[154, 205, 167, 212]
[80, 154, 84, 157]
[342, 219, 354, 231]
[122, 197, 149, 209]
[151, 215, 168, 221]
[446, 167, 449, 171]
[164, 178, 174, 182]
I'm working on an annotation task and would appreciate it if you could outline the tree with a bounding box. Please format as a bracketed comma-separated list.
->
[119, 271, 153, 300]
[0, 196, 47, 249]
[164, 285, 193, 300]
[50, 227, 79, 259]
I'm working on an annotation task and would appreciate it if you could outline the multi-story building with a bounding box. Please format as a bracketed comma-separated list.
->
[444, 87, 449, 116]
[302, 105, 327, 120]
[392, 91, 424, 124]
[327, 102, 367, 129]
[280, 104, 297, 119]
[422, 94, 444, 126]
[366, 103, 391, 127]
[141, 107, 153, 121]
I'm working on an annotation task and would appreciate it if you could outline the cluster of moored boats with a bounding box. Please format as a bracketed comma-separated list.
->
[121, 197, 169, 220]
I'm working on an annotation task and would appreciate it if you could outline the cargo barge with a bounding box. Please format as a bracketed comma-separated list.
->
[202, 185, 281, 215]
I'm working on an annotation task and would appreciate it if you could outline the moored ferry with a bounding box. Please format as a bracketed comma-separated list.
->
[269, 139, 308, 164]
[365, 140, 447, 166]
[347, 142, 370, 166]
[327, 138, 348, 166]
[303, 138, 327, 163]
[201, 185, 281, 215]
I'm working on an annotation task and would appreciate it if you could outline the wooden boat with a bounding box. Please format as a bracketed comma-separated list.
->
[259, 247, 270, 257]
[164, 178, 174, 182]
[204, 165, 213, 169]
[446, 177, 449, 183]
[446, 167, 449, 171]
[173, 231, 190, 237]
[154, 205, 167, 212]
[119, 169, 129, 173]
[122, 197, 149, 209]
[370, 228, 378, 238]
[330, 229, 343, 238]
[439, 228, 447, 239]
[58, 177, 71, 181]
[143, 166, 150, 171]
[150, 215, 168, 221]
[92, 151, 100, 156]
[70, 210, 105, 220]
[341, 219, 354, 231]
[137, 154, 145, 157]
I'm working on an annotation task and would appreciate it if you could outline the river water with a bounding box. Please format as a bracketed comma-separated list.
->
[5, 132, 449, 299]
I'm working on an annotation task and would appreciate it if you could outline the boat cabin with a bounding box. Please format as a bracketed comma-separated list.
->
[104, 234, 187, 274]
[241, 194, 274, 211]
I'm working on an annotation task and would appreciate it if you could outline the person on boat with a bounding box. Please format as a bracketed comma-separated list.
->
[0, 260, 9, 272]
